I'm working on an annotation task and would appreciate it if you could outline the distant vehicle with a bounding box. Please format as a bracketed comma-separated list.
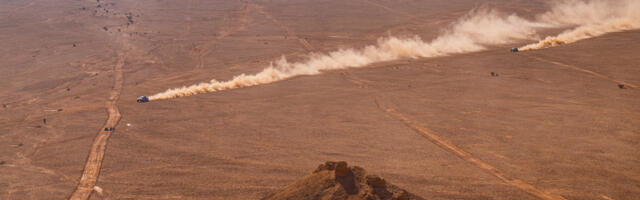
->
[510, 48, 519, 52]
[137, 96, 149, 103]
[618, 84, 626, 89]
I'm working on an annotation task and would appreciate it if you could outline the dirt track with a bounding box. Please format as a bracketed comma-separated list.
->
[68, 51, 124, 200]
[525, 55, 638, 89]
[2, 1, 639, 199]
[254, 3, 314, 51]
[194, 1, 251, 69]
[376, 99, 565, 200]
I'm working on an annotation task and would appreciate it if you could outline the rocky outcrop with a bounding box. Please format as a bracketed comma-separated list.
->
[263, 161, 424, 200]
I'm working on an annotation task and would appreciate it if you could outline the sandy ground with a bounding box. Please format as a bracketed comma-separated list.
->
[0, 0, 638, 199]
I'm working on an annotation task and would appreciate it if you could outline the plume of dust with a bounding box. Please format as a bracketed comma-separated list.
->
[149, 9, 545, 101]
[520, 0, 640, 51]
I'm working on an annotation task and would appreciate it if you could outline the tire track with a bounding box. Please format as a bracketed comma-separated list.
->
[68, 51, 124, 200]
[194, 1, 251, 68]
[375, 99, 566, 200]
[4, 151, 77, 198]
[358, 0, 414, 19]
[184, 0, 193, 37]
[525, 55, 637, 89]
[357, 0, 436, 26]
[341, 72, 373, 88]
[253, 3, 314, 51]
[5, 0, 35, 19]
[353, 0, 444, 42]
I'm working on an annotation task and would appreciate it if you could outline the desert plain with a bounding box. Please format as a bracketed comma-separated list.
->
[1, 0, 639, 199]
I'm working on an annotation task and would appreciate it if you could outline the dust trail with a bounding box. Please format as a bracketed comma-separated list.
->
[150, 0, 640, 100]
[520, 0, 640, 51]
[149, 9, 545, 100]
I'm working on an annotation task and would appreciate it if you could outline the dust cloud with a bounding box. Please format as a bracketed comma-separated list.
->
[520, 0, 640, 50]
[148, 9, 543, 100]
[149, 0, 639, 100]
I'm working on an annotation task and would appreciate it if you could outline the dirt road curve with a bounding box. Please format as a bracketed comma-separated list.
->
[376, 99, 567, 200]
[68, 52, 125, 200]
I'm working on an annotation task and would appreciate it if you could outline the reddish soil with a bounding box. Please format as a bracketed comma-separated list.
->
[264, 161, 424, 200]
[1, 0, 638, 200]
